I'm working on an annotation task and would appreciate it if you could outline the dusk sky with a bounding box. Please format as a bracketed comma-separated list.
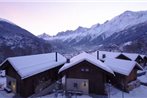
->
[0, 0, 147, 36]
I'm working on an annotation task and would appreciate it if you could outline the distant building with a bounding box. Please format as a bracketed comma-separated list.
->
[91, 51, 143, 92]
[0, 52, 66, 97]
[140, 55, 147, 67]
[59, 52, 114, 95]
[104, 58, 143, 92]
[91, 51, 144, 66]
[116, 53, 143, 65]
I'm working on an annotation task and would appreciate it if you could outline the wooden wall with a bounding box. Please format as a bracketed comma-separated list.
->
[3, 61, 63, 97]
[62, 60, 110, 95]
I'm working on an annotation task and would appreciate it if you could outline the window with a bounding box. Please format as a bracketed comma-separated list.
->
[83, 81, 87, 86]
[73, 83, 78, 89]
[81, 68, 84, 72]
[8, 81, 11, 86]
[102, 54, 106, 58]
[85, 68, 89, 72]
[81, 68, 89, 72]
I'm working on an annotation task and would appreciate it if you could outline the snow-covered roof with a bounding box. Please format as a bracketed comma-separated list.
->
[91, 51, 142, 61]
[59, 52, 114, 75]
[1, 53, 66, 79]
[91, 51, 121, 60]
[121, 53, 140, 61]
[140, 54, 147, 59]
[104, 58, 142, 76]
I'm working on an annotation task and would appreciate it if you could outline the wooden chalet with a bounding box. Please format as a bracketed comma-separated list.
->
[104, 58, 143, 92]
[0, 52, 66, 97]
[91, 51, 143, 92]
[59, 52, 114, 95]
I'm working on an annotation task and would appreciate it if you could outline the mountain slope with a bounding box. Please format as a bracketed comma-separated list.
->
[100, 22, 147, 53]
[0, 19, 52, 63]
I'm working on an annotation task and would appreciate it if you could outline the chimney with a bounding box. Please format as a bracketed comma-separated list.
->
[97, 51, 99, 60]
[55, 52, 58, 62]
[67, 58, 70, 63]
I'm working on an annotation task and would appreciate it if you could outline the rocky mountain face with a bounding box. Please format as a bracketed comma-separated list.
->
[0, 19, 52, 63]
[38, 10, 147, 56]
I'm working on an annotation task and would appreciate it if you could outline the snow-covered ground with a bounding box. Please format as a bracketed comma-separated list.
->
[0, 91, 14, 98]
[0, 77, 14, 98]
[40, 94, 92, 98]
[110, 85, 147, 98]
[138, 73, 147, 83]
[138, 68, 147, 83]
[40, 85, 147, 98]
[0, 77, 6, 90]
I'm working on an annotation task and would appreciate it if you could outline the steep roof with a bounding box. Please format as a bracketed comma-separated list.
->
[104, 58, 142, 76]
[59, 52, 114, 75]
[121, 53, 140, 61]
[1, 52, 66, 79]
[140, 54, 147, 59]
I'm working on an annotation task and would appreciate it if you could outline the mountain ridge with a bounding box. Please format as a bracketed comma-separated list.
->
[38, 10, 147, 55]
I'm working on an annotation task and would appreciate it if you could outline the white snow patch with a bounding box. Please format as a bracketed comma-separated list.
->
[123, 41, 132, 46]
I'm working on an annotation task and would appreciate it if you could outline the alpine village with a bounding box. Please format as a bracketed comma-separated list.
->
[0, 4, 147, 98]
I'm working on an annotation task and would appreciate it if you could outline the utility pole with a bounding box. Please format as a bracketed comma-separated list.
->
[122, 79, 125, 98]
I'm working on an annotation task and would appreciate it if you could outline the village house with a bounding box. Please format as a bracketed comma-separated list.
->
[91, 51, 143, 91]
[103, 58, 143, 92]
[116, 53, 144, 65]
[0, 52, 66, 97]
[92, 51, 144, 67]
[59, 52, 114, 95]
[140, 55, 147, 67]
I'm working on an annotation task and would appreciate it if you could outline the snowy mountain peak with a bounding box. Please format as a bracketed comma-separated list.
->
[38, 33, 51, 40]
[123, 10, 134, 14]
[118, 10, 147, 19]
[90, 23, 100, 29]
[75, 26, 89, 33]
